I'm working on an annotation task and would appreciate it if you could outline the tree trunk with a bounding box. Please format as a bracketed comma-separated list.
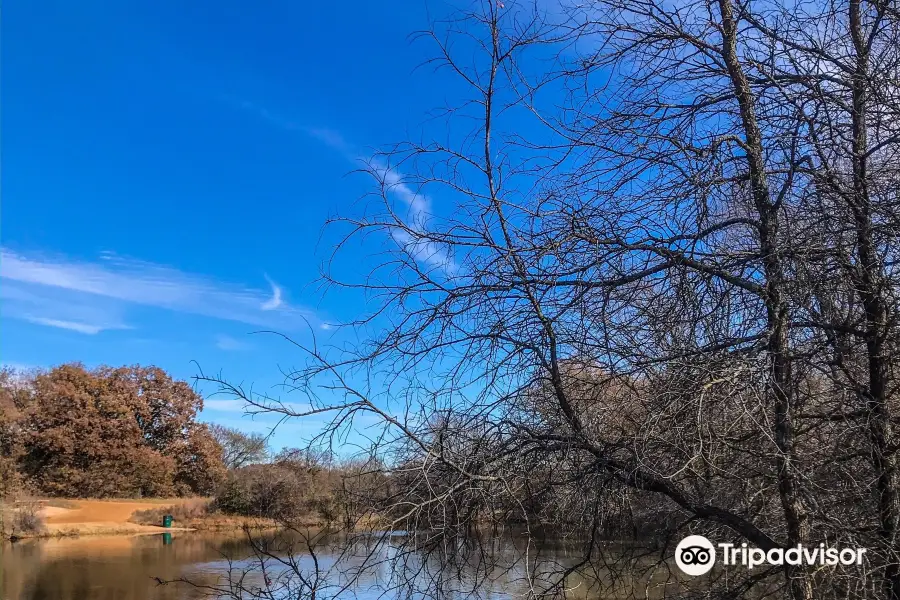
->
[717, 0, 811, 597]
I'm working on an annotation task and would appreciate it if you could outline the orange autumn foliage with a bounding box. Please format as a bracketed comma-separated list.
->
[2, 364, 225, 498]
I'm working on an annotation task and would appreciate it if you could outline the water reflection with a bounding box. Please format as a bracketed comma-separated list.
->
[2, 532, 240, 600]
[2, 531, 679, 600]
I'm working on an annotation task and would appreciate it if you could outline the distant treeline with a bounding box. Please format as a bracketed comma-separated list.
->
[0, 364, 226, 498]
[0, 363, 390, 527]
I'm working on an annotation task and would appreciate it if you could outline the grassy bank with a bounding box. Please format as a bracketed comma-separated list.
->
[128, 500, 303, 532]
[2, 497, 332, 541]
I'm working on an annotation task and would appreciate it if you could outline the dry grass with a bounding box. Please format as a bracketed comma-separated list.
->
[129, 500, 288, 531]
[4, 497, 329, 539]
[41, 497, 206, 525]
[1, 501, 46, 539]
[4, 498, 207, 538]
[130, 500, 213, 526]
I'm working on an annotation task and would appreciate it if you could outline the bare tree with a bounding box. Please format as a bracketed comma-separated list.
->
[210, 423, 270, 470]
[196, 0, 900, 598]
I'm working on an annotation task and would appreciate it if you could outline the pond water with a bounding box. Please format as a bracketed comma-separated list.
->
[1, 530, 687, 600]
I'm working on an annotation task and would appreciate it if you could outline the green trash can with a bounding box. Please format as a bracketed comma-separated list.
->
[162, 514, 173, 528]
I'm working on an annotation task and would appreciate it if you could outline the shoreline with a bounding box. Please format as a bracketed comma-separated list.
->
[3, 498, 295, 541]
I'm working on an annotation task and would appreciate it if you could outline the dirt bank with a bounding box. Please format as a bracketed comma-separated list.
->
[34, 498, 203, 537]
[6, 498, 328, 540]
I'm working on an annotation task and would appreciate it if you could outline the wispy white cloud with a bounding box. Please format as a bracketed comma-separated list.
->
[308, 125, 456, 273]
[24, 317, 108, 335]
[234, 102, 457, 273]
[301, 123, 434, 226]
[203, 399, 248, 412]
[372, 163, 433, 229]
[1, 279, 131, 335]
[261, 275, 284, 311]
[390, 228, 458, 273]
[245, 109, 458, 274]
[307, 127, 353, 154]
[199, 415, 327, 446]
[235, 100, 305, 133]
[0, 248, 314, 334]
[376, 168, 457, 273]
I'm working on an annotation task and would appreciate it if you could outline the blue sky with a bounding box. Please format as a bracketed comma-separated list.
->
[1, 0, 456, 448]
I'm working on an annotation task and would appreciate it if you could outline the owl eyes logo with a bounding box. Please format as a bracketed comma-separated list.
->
[675, 535, 716, 576]
[680, 546, 712, 565]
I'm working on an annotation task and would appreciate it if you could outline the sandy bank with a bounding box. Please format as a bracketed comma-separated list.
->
[24, 498, 202, 537]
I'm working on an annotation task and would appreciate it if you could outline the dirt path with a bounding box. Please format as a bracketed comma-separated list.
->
[38, 498, 202, 536]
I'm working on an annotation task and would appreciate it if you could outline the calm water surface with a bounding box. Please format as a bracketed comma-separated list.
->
[3, 532, 255, 600]
[2, 531, 680, 600]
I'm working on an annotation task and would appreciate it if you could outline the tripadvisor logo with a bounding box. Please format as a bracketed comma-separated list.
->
[675, 535, 868, 576]
[675, 535, 716, 576]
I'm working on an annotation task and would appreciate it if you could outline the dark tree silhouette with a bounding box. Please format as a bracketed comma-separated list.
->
[196, 0, 900, 598]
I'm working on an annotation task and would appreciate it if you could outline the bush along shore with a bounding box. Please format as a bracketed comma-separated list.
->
[1, 364, 387, 540]
[1, 493, 353, 541]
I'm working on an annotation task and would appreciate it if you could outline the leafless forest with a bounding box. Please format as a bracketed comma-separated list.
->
[198, 0, 900, 598]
